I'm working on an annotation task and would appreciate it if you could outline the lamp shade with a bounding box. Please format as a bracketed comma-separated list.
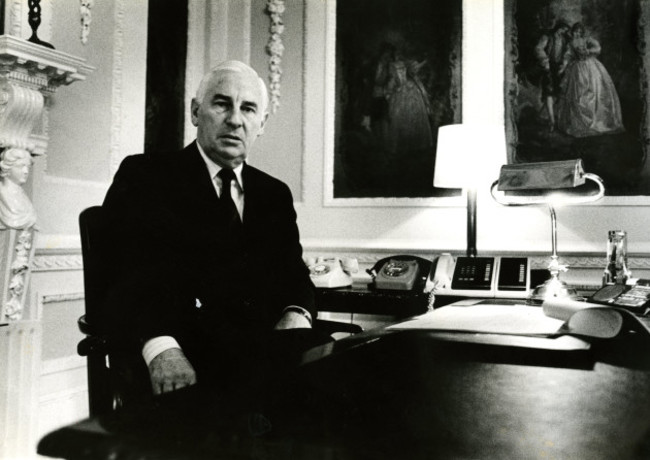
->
[433, 124, 507, 189]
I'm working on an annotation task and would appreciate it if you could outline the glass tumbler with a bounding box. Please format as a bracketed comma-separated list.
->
[603, 230, 630, 285]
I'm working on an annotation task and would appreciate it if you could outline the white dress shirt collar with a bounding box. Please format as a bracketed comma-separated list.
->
[196, 141, 244, 192]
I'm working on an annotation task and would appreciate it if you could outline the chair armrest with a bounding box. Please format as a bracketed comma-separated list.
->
[77, 315, 108, 357]
[77, 336, 109, 357]
[78, 315, 96, 336]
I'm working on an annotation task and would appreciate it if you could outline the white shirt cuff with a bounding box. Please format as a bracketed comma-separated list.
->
[142, 336, 181, 367]
[282, 305, 313, 325]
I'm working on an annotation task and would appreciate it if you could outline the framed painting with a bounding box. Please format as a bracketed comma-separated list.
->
[330, 0, 462, 202]
[505, 0, 650, 197]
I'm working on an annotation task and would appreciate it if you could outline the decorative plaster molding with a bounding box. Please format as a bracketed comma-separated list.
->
[0, 228, 35, 321]
[0, 36, 93, 158]
[80, 0, 94, 45]
[32, 252, 83, 272]
[109, 0, 125, 177]
[0, 36, 93, 89]
[302, 245, 650, 273]
[0, 83, 43, 153]
[265, 0, 285, 114]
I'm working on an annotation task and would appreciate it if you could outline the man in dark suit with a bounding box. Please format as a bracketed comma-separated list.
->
[99, 61, 323, 404]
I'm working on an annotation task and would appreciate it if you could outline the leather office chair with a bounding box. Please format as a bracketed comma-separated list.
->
[77, 205, 362, 416]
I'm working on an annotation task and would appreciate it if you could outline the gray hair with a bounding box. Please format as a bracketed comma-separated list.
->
[195, 60, 269, 113]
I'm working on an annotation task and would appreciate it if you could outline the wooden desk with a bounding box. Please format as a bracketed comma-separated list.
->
[38, 324, 650, 459]
[315, 285, 432, 317]
[301, 329, 650, 459]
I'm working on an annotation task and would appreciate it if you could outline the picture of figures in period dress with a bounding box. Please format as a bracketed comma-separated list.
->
[554, 22, 624, 137]
[334, 0, 461, 199]
[506, 0, 650, 195]
[362, 42, 434, 160]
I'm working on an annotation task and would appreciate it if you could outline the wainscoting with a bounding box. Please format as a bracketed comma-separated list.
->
[29, 249, 87, 459]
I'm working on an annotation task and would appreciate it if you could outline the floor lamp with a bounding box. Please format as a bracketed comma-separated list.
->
[433, 124, 507, 257]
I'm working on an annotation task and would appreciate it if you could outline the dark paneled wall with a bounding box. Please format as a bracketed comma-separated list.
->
[145, 0, 188, 153]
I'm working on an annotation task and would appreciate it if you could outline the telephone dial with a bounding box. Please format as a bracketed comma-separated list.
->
[367, 255, 432, 291]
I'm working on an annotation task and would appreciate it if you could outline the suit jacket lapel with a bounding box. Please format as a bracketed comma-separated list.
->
[241, 163, 260, 232]
[179, 142, 219, 203]
[172, 143, 224, 235]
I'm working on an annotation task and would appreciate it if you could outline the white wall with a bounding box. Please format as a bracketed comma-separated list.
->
[294, 0, 650, 257]
[244, 0, 650, 261]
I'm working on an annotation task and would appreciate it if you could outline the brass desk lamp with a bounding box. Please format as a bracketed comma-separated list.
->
[490, 159, 605, 300]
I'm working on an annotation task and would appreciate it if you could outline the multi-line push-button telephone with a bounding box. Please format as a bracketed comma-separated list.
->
[365, 253, 530, 298]
[425, 254, 530, 298]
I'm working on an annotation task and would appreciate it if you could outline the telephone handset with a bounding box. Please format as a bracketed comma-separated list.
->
[368, 255, 432, 291]
[308, 257, 358, 288]
[425, 253, 455, 293]
[589, 280, 650, 315]
[427, 253, 531, 298]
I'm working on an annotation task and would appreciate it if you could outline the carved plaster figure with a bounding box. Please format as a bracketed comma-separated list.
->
[0, 148, 37, 230]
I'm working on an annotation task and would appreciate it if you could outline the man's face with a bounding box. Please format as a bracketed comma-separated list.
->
[191, 71, 268, 168]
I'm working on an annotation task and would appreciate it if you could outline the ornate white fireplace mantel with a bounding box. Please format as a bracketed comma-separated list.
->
[0, 34, 93, 460]
[0, 34, 94, 155]
[0, 34, 93, 325]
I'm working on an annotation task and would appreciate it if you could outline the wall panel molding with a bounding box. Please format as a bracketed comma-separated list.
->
[41, 291, 84, 304]
[300, 1, 309, 204]
[0, 320, 42, 459]
[109, 0, 126, 177]
[43, 173, 108, 189]
[41, 354, 85, 375]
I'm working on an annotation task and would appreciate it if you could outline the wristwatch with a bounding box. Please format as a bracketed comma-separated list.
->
[283, 306, 313, 325]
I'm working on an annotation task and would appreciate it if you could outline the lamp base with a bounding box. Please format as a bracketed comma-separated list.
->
[528, 275, 580, 301]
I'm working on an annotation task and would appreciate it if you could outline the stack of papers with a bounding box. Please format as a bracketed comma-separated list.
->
[389, 301, 563, 336]
[387, 298, 650, 350]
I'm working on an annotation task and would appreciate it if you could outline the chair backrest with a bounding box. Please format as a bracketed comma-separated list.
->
[79, 206, 151, 415]
[79, 206, 110, 318]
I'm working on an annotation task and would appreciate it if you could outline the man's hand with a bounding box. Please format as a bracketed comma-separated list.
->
[274, 310, 312, 330]
[148, 348, 197, 395]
